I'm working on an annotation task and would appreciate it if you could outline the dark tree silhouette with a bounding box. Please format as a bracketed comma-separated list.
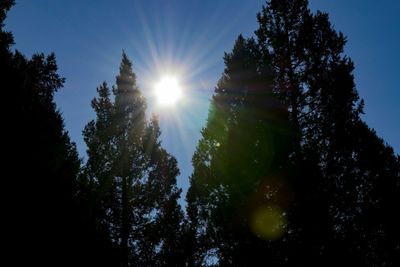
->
[3, 0, 399, 266]
[186, 35, 293, 266]
[256, 1, 400, 265]
[83, 52, 184, 267]
[2, 2, 118, 265]
[187, 0, 400, 266]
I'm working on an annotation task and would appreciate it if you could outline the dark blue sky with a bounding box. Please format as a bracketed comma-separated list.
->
[6, 0, 399, 200]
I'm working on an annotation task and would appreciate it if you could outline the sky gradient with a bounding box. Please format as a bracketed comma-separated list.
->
[6, 0, 400, 200]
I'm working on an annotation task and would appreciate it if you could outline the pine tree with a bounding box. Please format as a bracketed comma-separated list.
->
[187, 1, 399, 266]
[1, 1, 106, 265]
[186, 35, 292, 266]
[256, 0, 400, 265]
[83, 52, 183, 267]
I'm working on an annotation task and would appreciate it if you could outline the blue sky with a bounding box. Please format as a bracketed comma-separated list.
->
[6, 0, 399, 200]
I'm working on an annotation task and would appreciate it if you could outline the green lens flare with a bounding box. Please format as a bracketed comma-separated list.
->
[250, 206, 286, 241]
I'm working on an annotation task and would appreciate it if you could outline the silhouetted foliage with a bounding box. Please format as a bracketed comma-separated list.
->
[82, 52, 184, 267]
[3, 0, 399, 266]
[2, 2, 117, 265]
[186, 34, 293, 266]
[256, 1, 400, 265]
[187, 0, 400, 266]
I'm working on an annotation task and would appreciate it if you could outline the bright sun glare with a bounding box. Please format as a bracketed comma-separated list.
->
[154, 75, 183, 106]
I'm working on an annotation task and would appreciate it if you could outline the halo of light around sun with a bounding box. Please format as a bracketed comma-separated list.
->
[154, 75, 183, 106]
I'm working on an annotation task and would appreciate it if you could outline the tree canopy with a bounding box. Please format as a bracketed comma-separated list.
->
[83, 52, 184, 267]
[2, 0, 399, 266]
[187, 0, 400, 266]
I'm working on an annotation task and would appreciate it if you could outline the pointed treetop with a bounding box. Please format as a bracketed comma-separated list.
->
[116, 50, 137, 94]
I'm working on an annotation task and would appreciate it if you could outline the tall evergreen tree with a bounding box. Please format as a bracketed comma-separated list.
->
[83, 52, 184, 267]
[1, 1, 114, 266]
[256, 0, 400, 265]
[187, 35, 292, 266]
[188, 0, 400, 266]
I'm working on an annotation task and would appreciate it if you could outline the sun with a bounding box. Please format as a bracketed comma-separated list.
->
[154, 75, 183, 106]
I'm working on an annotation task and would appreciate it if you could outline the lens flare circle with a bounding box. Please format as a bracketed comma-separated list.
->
[154, 75, 182, 106]
[250, 205, 286, 241]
